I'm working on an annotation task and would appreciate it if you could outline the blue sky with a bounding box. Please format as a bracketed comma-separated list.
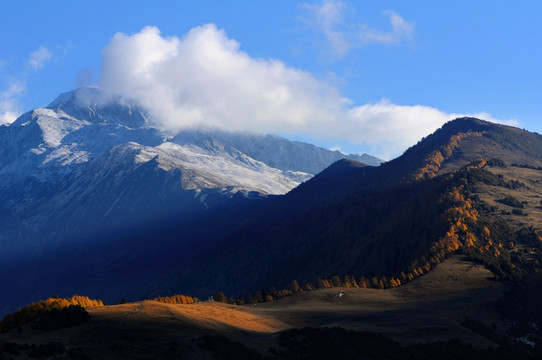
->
[1, 1, 541, 159]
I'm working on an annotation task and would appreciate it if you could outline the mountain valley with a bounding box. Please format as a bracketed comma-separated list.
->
[0, 256, 520, 359]
[2, 90, 542, 358]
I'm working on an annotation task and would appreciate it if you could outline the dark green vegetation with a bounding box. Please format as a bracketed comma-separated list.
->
[194, 327, 534, 360]
[29, 306, 90, 332]
[4, 118, 542, 358]
[496, 281, 542, 351]
[0, 256, 535, 359]
[196, 335, 264, 359]
[0, 341, 66, 359]
[154, 118, 542, 355]
[161, 118, 542, 300]
[497, 195, 525, 208]
[0, 296, 102, 333]
[1, 305, 90, 331]
[273, 327, 531, 360]
[1, 327, 532, 360]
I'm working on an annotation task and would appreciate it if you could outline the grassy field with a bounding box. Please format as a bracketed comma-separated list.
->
[0, 256, 508, 359]
[477, 165, 542, 229]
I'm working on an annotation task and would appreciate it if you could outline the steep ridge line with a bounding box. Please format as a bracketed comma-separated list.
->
[412, 131, 485, 181]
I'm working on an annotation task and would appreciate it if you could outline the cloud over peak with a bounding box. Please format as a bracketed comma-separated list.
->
[98, 24, 346, 132]
[93, 24, 516, 159]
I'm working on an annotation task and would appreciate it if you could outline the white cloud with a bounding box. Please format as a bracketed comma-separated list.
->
[359, 10, 415, 45]
[345, 101, 449, 158]
[93, 25, 516, 160]
[97, 25, 347, 132]
[458, 111, 519, 128]
[335, 102, 518, 159]
[28, 46, 52, 70]
[0, 46, 53, 124]
[300, 0, 350, 58]
[0, 82, 25, 125]
[299, 1, 415, 59]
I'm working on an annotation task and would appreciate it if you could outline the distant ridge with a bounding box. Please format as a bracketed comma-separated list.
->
[158, 117, 542, 300]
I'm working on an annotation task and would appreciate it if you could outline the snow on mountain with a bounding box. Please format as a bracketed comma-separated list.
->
[0, 87, 382, 248]
[0, 88, 314, 195]
[0, 87, 383, 314]
[0, 87, 380, 195]
[172, 128, 382, 174]
[135, 141, 309, 194]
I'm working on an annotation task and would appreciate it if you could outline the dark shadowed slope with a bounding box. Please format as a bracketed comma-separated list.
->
[157, 118, 542, 298]
[0, 88, 382, 316]
[2, 256, 528, 360]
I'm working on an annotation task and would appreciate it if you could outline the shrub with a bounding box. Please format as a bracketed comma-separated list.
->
[153, 294, 199, 304]
[32, 305, 90, 331]
[0, 295, 103, 333]
[498, 195, 524, 209]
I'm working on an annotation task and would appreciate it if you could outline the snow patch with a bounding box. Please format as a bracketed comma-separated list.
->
[34, 109, 88, 147]
[43, 145, 90, 165]
[128, 140, 310, 194]
[30, 147, 46, 155]
[135, 148, 158, 164]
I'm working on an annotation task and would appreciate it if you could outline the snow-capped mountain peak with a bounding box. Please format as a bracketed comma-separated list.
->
[0, 87, 381, 248]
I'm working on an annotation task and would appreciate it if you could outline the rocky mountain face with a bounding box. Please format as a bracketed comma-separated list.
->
[0, 87, 380, 245]
[0, 87, 380, 314]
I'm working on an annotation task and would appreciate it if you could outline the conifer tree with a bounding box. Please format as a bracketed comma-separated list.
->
[214, 291, 226, 303]
[289, 280, 300, 293]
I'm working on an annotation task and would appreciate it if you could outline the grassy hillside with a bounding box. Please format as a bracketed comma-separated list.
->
[157, 118, 542, 300]
[3, 256, 536, 359]
[4, 117, 542, 357]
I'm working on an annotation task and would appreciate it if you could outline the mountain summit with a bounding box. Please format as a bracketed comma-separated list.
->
[160, 117, 542, 298]
[0, 88, 380, 314]
[0, 87, 380, 241]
